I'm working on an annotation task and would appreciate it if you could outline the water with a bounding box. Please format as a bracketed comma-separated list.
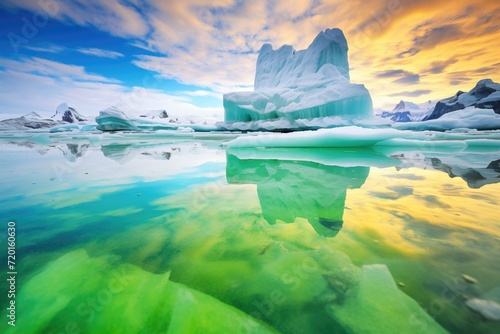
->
[0, 134, 499, 333]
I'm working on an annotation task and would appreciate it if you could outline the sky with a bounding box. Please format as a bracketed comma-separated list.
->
[0, 0, 499, 119]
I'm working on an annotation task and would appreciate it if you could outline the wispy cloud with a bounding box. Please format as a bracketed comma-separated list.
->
[76, 48, 124, 59]
[23, 43, 65, 53]
[427, 59, 458, 74]
[376, 70, 413, 78]
[413, 24, 463, 50]
[1, 0, 149, 38]
[393, 74, 420, 85]
[388, 89, 432, 98]
[0, 57, 120, 83]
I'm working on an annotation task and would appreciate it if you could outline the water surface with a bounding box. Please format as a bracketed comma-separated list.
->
[0, 135, 499, 334]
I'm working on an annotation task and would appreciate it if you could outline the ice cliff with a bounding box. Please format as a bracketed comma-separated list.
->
[223, 28, 373, 124]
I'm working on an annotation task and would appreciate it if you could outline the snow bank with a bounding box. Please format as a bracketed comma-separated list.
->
[223, 28, 372, 124]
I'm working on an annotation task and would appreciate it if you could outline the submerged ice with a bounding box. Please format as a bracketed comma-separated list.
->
[223, 28, 373, 124]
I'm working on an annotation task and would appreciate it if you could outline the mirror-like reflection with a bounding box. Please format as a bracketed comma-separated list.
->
[226, 153, 369, 237]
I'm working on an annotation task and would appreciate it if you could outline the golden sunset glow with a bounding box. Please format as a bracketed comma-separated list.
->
[1, 0, 498, 115]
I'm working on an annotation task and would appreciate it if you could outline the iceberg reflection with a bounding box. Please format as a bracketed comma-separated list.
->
[226, 151, 370, 237]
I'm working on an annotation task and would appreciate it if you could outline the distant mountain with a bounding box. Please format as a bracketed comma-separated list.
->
[51, 103, 88, 123]
[378, 100, 434, 122]
[139, 110, 169, 119]
[425, 79, 500, 120]
[0, 112, 58, 130]
[95, 105, 216, 131]
[0, 103, 90, 131]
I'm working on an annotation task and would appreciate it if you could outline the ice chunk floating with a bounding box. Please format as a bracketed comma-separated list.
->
[223, 28, 373, 124]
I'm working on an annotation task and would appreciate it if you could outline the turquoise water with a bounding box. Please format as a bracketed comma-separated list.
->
[0, 136, 499, 333]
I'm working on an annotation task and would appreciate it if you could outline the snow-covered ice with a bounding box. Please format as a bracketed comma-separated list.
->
[95, 106, 218, 132]
[223, 28, 372, 125]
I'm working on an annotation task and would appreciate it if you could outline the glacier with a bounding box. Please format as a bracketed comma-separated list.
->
[222, 28, 373, 126]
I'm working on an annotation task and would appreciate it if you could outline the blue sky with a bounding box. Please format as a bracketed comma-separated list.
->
[0, 0, 499, 119]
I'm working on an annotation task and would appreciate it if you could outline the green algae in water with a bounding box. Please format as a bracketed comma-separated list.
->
[11, 250, 278, 334]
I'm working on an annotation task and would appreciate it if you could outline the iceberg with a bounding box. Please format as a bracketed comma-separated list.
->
[222, 28, 373, 126]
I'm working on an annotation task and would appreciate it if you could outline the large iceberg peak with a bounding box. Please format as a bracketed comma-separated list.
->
[224, 28, 372, 125]
[254, 28, 350, 90]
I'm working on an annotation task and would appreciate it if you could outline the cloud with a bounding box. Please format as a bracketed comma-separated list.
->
[0, 57, 120, 83]
[396, 48, 419, 59]
[427, 58, 458, 74]
[393, 74, 420, 85]
[388, 89, 432, 98]
[376, 70, 411, 78]
[76, 48, 124, 59]
[413, 24, 463, 49]
[23, 43, 65, 53]
[375, 69, 420, 85]
[2, 0, 500, 112]
[1, 0, 149, 38]
[0, 56, 222, 118]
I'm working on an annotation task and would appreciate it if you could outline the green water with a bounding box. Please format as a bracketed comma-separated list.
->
[0, 137, 499, 334]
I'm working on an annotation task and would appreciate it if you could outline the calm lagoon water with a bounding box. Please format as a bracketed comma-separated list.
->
[0, 134, 499, 334]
